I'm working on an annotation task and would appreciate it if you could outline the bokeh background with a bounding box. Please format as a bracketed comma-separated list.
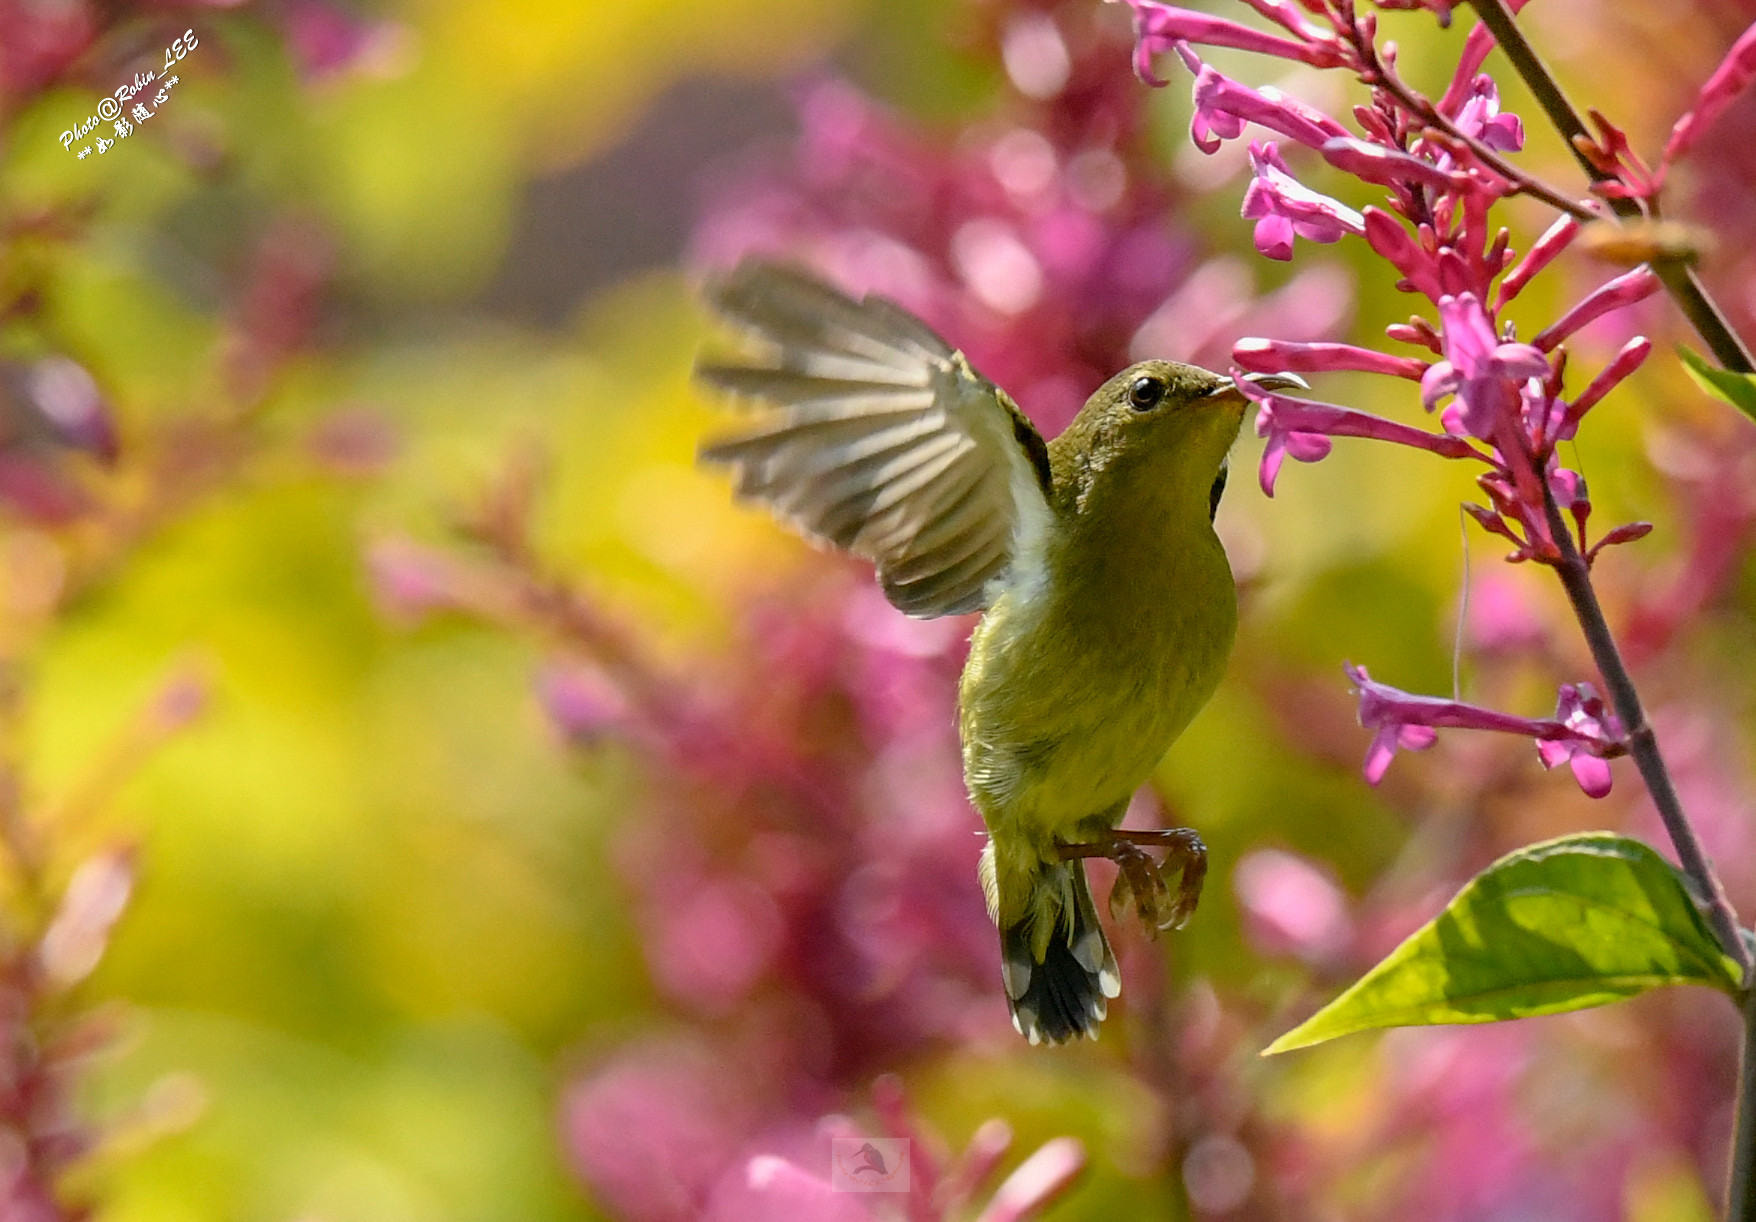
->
[3, 0, 1756, 1218]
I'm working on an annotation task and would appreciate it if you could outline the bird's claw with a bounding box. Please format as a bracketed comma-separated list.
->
[1059, 828, 1207, 937]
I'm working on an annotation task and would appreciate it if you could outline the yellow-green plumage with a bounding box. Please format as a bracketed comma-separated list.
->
[962, 365, 1244, 1040]
[696, 260, 1295, 1044]
[963, 369, 1243, 845]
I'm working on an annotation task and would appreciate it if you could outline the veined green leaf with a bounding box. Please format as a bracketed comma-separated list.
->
[1678, 345, 1756, 425]
[1264, 833, 1744, 1055]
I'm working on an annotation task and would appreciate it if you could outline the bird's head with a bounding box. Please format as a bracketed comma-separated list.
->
[1051, 361, 1306, 519]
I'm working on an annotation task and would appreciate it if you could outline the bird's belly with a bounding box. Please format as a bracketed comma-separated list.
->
[1011, 692, 1182, 819]
[958, 565, 1236, 844]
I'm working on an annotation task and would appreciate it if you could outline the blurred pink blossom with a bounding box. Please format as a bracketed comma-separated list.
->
[38, 850, 134, 991]
[564, 1037, 769, 1222]
[713, 1155, 873, 1222]
[279, 0, 410, 82]
[18, 358, 116, 463]
[1233, 849, 1352, 962]
[1661, 19, 1756, 172]
[535, 665, 630, 746]
[1460, 571, 1548, 655]
[0, 0, 95, 103]
[365, 537, 463, 626]
[694, 4, 1350, 431]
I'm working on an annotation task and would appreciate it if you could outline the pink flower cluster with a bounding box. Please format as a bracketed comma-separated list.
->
[1118, 0, 1677, 795]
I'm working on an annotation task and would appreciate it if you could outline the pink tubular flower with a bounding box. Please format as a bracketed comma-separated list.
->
[1494, 216, 1580, 310]
[1547, 466, 1588, 519]
[1661, 19, 1756, 171]
[1535, 683, 1625, 797]
[1586, 520, 1654, 563]
[1111, 0, 1676, 794]
[1234, 337, 1428, 380]
[1189, 62, 1350, 154]
[1436, 22, 1505, 115]
[1254, 423, 1330, 496]
[1531, 267, 1661, 351]
[1353, 663, 1553, 741]
[1419, 294, 1550, 439]
[1318, 137, 1463, 191]
[1447, 76, 1525, 154]
[1247, 386, 1479, 495]
[1349, 665, 1626, 795]
[1124, 0, 1344, 82]
[1361, 208, 1448, 301]
[1360, 713, 1438, 786]
[1562, 337, 1651, 433]
[1241, 142, 1365, 259]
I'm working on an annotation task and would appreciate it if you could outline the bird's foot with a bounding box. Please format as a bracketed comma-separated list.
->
[1057, 828, 1207, 937]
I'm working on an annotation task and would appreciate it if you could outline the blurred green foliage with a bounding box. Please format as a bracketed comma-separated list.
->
[6, 1, 850, 1218]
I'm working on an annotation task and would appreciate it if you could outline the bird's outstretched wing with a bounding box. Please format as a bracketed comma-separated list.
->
[698, 261, 1054, 618]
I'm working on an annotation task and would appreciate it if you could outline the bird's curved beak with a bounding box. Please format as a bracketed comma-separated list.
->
[1205, 371, 1311, 402]
[1240, 371, 1310, 393]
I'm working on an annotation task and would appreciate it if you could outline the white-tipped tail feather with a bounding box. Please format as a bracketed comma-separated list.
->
[996, 861, 1120, 1045]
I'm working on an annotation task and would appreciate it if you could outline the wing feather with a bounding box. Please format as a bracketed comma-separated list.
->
[709, 264, 954, 368]
[814, 451, 968, 551]
[695, 366, 933, 405]
[712, 417, 949, 494]
[880, 517, 998, 584]
[883, 549, 1011, 617]
[697, 261, 1053, 618]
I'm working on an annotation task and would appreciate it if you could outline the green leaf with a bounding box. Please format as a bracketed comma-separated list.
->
[1678, 345, 1756, 424]
[1264, 833, 1744, 1054]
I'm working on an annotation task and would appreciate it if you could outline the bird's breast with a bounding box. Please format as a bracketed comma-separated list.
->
[958, 525, 1238, 833]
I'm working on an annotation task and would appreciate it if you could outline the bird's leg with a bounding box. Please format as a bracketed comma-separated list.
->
[1057, 827, 1207, 937]
[1117, 828, 1206, 931]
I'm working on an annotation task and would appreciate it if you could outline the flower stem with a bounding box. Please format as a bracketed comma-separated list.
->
[1466, 0, 1756, 373]
[1732, 987, 1756, 1221]
[1357, 34, 1595, 221]
[1537, 484, 1751, 975]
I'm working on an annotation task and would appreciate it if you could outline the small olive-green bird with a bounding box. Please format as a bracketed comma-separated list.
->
[696, 261, 1302, 1043]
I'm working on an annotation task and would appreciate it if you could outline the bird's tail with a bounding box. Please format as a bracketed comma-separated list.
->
[992, 856, 1121, 1044]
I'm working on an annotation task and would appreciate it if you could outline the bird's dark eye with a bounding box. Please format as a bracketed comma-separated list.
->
[1128, 375, 1167, 411]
